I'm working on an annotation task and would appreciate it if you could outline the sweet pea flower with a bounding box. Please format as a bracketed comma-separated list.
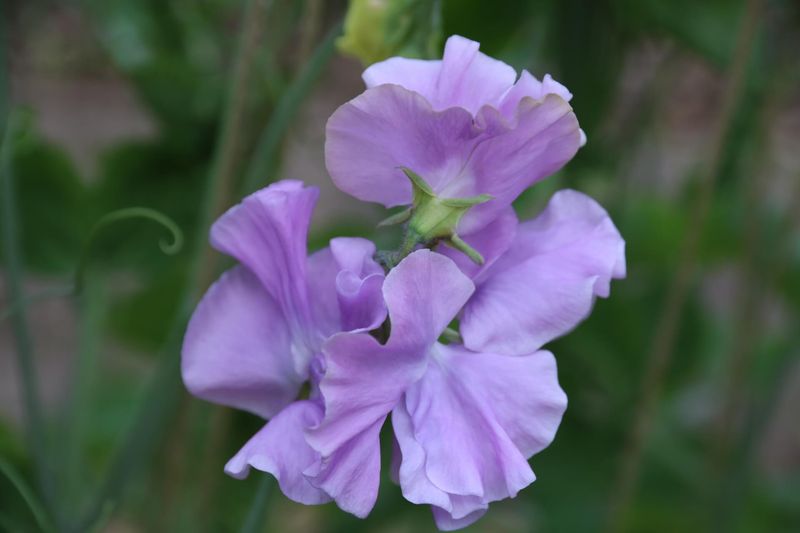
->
[326, 35, 584, 234]
[308, 190, 625, 530]
[181, 180, 386, 509]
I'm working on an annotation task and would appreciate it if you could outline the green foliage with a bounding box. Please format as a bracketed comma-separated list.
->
[0, 116, 90, 274]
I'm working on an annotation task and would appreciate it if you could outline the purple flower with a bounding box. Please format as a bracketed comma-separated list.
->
[325, 35, 584, 234]
[307, 190, 625, 529]
[181, 180, 386, 509]
[181, 36, 626, 531]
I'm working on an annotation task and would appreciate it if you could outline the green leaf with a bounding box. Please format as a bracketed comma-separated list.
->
[3, 119, 91, 274]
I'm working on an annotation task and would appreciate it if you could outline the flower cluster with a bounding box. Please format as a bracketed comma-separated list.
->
[182, 36, 625, 530]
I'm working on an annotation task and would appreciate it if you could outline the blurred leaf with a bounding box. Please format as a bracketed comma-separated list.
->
[442, 0, 537, 58]
[107, 265, 186, 351]
[615, 0, 746, 66]
[81, 0, 233, 128]
[1, 118, 91, 274]
[0, 458, 54, 532]
[338, 0, 443, 64]
[550, 0, 628, 135]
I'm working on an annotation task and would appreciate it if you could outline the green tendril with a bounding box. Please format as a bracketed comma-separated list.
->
[73, 207, 184, 293]
[1, 208, 183, 320]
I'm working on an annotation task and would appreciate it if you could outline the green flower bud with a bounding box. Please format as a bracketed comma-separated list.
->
[337, 0, 443, 66]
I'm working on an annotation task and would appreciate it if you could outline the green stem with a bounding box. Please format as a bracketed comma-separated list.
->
[0, 112, 59, 525]
[0, 458, 55, 533]
[240, 477, 273, 533]
[241, 20, 343, 195]
[73, 1, 273, 530]
[606, 0, 765, 529]
[62, 280, 106, 510]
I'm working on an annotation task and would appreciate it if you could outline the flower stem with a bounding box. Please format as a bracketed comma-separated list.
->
[241, 19, 343, 195]
[73, 1, 272, 530]
[606, 0, 765, 529]
[240, 476, 274, 533]
[0, 111, 59, 526]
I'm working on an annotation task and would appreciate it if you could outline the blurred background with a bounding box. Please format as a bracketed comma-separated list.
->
[1, 0, 799, 531]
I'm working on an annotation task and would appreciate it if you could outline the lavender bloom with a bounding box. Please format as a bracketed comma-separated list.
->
[326, 35, 584, 234]
[308, 191, 625, 530]
[181, 180, 386, 508]
[181, 34, 625, 531]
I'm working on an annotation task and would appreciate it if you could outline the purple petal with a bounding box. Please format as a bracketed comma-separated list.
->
[306, 237, 386, 335]
[393, 344, 567, 528]
[381, 250, 475, 349]
[326, 87, 581, 234]
[458, 96, 582, 233]
[181, 266, 301, 418]
[326, 84, 477, 208]
[305, 246, 342, 336]
[305, 251, 474, 514]
[304, 418, 383, 518]
[330, 238, 386, 332]
[432, 506, 487, 531]
[363, 35, 516, 114]
[461, 189, 626, 355]
[429, 35, 516, 114]
[439, 206, 518, 280]
[308, 250, 474, 455]
[224, 400, 331, 505]
[363, 56, 442, 96]
[395, 403, 488, 530]
[210, 180, 321, 370]
[499, 71, 573, 118]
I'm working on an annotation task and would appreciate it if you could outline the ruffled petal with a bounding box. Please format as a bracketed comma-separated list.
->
[363, 56, 442, 97]
[430, 35, 517, 114]
[457, 95, 582, 233]
[306, 251, 474, 515]
[304, 418, 383, 518]
[392, 344, 567, 530]
[330, 238, 386, 332]
[499, 71, 573, 118]
[224, 400, 331, 505]
[309, 250, 474, 455]
[432, 506, 487, 531]
[380, 250, 475, 350]
[364, 35, 516, 115]
[306, 237, 386, 335]
[438, 206, 518, 280]
[326, 84, 478, 208]
[327, 87, 581, 235]
[305, 246, 342, 336]
[461, 189, 626, 355]
[210, 180, 320, 371]
[181, 266, 300, 418]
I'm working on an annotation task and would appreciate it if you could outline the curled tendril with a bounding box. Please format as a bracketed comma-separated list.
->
[1, 207, 184, 321]
[73, 207, 184, 294]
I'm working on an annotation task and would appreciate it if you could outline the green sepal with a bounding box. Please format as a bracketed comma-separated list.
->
[378, 207, 413, 227]
[397, 167, 489, 265]
[447, 234, 485, 265]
